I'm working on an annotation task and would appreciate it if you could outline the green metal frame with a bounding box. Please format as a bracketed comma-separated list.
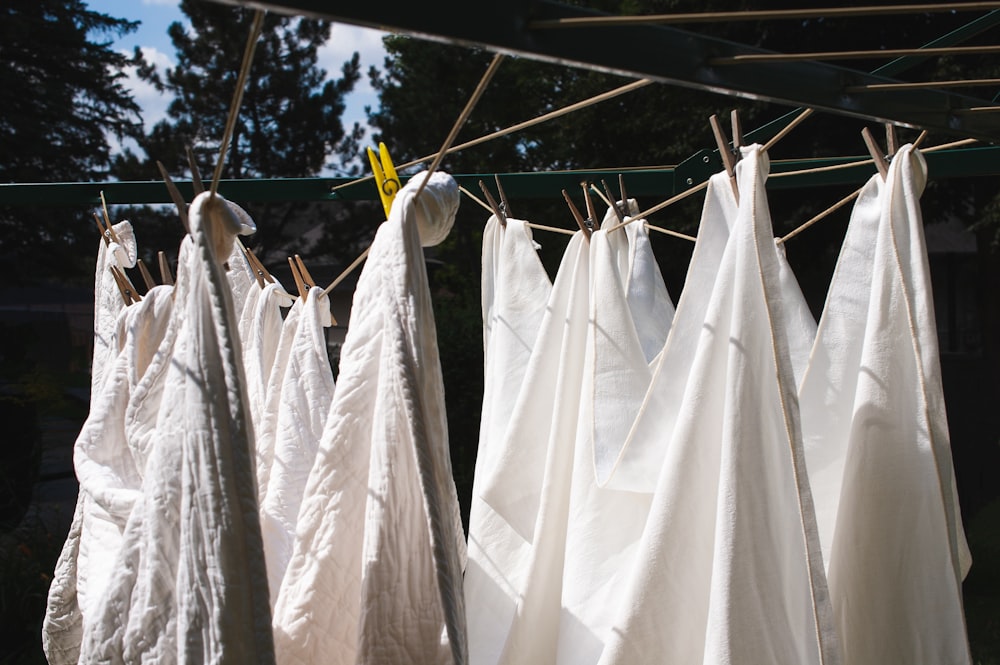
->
[2, 1, 999, 207]
[2, 147, 997, 206]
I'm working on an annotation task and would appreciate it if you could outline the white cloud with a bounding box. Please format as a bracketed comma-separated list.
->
[122, 46, 174, 132]
[318, 24, 388, 133]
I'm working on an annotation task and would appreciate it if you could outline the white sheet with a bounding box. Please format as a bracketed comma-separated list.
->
[92, 220, 138, 396]
[800, 144, 972, 664]
[273, 171, 467, 665]
[598, 145, 838, 665]
[465, 215, 552, 665]
[80, 192, 274, 663]
[259, 286, 335, 606]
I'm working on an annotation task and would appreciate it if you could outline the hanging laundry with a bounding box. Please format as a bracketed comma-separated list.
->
[273, 171, 467, 665]
[92, 220, 138, 396]
[474, 229, 588, 665]
[555, 180, 736, 664]
[466, 213, 552, 665]
[79, 192, 274, 663]
[618, 203, 675, 363]
[222, 206, 257, 314]
[239, 279, 294, 464]
[799, 143, 972, 664]
[42, 283, 174, 665]
[598, 145, 838, 665]
[254, 295, 304, 506]
[596, 170, 738, 493]
[259, 285, 336, 605]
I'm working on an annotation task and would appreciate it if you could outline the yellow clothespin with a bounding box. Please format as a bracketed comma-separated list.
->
[366, 142, 401, 219]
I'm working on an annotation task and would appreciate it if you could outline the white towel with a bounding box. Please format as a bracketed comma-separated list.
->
[465, 215, 552, 665]
[42, 284, 174, 665]
[80, 192, 274, 663]
[273, 171, 467, 665]
[598, 145, 838, 665]
[259, 286, 335, 605]
[800, 144, 972, 664]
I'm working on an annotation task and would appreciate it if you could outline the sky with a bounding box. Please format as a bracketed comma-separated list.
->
[88, 0, 389, 154]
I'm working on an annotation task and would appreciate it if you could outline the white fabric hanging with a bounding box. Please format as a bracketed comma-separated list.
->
[799, 144, 972, 664]
[620, 205, 675, 362]
[596, 170, 738, 492]
[555, 218, 673, 665]
[273, 171, 467, 665]
[42, 284, 174, 665]
[259, 286, 336, 606]
[465, 214, 552, 665]
[224, 237, 256, 315]
[92, 220, 138, 396]
[79, 192, 274, 664]
[255, 295, 304, 505]
[240, 280, 294, 463]
[474, 229, 589, 665]
[598, 145, 838, 665]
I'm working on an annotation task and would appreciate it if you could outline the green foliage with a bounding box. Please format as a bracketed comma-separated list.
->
[0, 0, 143, 287]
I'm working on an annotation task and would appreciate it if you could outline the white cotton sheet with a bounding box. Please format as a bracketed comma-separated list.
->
[79, 192, 274, 664]
[799, 144, 972, 664]
[273, 171, 467, 665]
[465, 215, 552, 665]
[259, 286, 335, 606]
[42, 285, 174, 665]
[598, 145, 838, 665]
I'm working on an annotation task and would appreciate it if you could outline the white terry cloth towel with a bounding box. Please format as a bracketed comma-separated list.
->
[465, 214, 552, 665]
[79, 191, 275, 664]
[255, 294, 305, 505]
[598, 145, 838, 665]
[240, 280, 294, 452]
[474, 230, 590, 665]
[799, 144, 973, 664]
[42, 285, 174, 665]
[273, 171, 467, 665]
[92, 220, 138, 396]
[259, 285, 336, 605]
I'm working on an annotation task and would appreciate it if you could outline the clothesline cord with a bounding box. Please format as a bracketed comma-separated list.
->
[330, 79, 654, 195]
[211, 9, 266, 196]
[414, 53, 506, 200]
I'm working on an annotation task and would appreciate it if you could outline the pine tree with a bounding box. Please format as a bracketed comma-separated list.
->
[0, 0, 143, 283]
[114, 1, 367, 269]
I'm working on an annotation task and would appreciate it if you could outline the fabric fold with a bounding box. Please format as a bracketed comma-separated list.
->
[598, 145, 838, 665]
[273, 171, 467, 665]
[800, 144, 972, 664]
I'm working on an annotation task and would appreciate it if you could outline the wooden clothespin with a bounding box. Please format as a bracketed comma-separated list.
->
[601, 179, 625, 225]
[618, 174, 630, 215]
[156, 161, 191, 233]
[885, 123, 899, 158]
[731, 109, 744, 151]
[861, 126, 890, 180]
[186, 146, 205, 195]
[366, 142, 401, 219]
[136, 259, 156, 292]
[241, 242, 273, 288]
[294, 255, 316, 291]
[93, 212, 111, 247]
[99, 191, 122, 245]
[109, 265, 141, 305]
[709, 113, 740, 203]
[562, 189, 591, 240]
[478, 180, 507, 227]
[581, 181, 600, 231]
[494, 174, 512, 220]
[287, 256, 309, 300]
[157, 251, 174, 286]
